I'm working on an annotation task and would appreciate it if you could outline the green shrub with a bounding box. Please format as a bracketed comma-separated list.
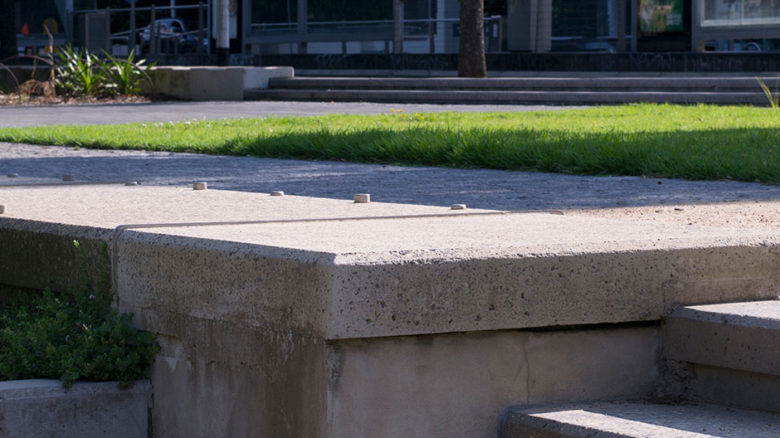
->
[0, 287, 159, 388]
[0, 241, 159, 388]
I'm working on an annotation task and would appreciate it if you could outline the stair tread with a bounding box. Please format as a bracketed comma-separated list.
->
[500, 401, 780, 438]
[672, 301, 780, 329]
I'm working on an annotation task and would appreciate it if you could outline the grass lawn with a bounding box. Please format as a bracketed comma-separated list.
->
[0, 104, 777, 184]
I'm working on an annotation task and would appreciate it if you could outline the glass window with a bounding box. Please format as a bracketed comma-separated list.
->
[702, 0, 780, 26]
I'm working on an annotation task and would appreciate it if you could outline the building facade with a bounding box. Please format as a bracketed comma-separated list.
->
[11, 0, 780, 56]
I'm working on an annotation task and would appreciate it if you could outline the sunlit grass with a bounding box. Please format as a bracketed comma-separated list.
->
[0, 104, 778, 183]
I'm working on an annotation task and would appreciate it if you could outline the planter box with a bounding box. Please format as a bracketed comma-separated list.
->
[0, 379, 151, 438]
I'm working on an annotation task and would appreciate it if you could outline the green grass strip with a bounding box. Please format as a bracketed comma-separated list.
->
[1, 104, 778, 183]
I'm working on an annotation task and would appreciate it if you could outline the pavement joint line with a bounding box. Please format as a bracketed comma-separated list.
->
[0, 181, 132, 188]
[110, 211, 512, 235]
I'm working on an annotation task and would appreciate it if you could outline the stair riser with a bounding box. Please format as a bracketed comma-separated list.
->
[688, 364, 780, 414]
[247, 89, 769, 105]
[269, 78, 776, 91]
[665, 316, 780, 377]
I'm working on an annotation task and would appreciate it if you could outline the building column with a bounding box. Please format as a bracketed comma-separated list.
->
[296, 0, 307, 54]
[617, 0, 626, 52]
[393, 0, 404, 54]
[535, 0, 551, 52]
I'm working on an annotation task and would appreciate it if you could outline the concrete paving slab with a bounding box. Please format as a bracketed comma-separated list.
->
[499, 401, 780, 438]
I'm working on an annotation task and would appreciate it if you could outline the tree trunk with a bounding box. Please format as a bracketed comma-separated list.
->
[458, 0, 486, 78]
[0, 0, 18, 61]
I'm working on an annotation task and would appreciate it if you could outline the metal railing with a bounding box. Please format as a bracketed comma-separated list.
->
[69, 3, 210, 56]
[248, 16, 503, 54]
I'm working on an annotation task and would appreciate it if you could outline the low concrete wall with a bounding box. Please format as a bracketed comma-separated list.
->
[1, 185, 778, 437]
[0, 379, 151, 438]
[146, 66, 294, 100]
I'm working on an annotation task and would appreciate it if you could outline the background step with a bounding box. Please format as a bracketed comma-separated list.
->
[498, 401, 780, 438]
[246, 88, 767, 105]
[267, 76, 770, 92]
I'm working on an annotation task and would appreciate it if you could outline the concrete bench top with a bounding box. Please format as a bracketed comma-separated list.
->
[1, 184, 778, 338]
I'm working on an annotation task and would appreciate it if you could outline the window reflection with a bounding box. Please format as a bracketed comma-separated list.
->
[702, 0, 780, 26]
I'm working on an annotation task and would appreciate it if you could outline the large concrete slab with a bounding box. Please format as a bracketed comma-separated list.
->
[498, 401, 780, 438]
[2, 185, 778, 337]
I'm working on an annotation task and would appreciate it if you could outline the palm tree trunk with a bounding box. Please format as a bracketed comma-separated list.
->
[458, 0, 486, 78]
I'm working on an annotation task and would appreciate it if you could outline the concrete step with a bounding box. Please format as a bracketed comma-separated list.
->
[498, 401, 780, 438]
[664, 301, 780, 413]
[666, 301, 780, 377]
[246, 88, 768, 105]
[268, 76, 772, 92]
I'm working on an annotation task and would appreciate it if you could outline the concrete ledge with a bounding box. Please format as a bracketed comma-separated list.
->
[147, 66, 294, 101]
[498, 401, 780, 438]
[0, 379, 151, 438]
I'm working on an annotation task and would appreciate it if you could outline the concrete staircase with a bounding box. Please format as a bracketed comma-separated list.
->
[246, 75, 776, 105]
[498, 300, 780, 437]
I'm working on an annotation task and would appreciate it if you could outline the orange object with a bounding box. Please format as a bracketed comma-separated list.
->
[21, 22, 30, 36]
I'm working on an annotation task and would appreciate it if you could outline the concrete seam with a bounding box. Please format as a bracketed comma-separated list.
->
[0, 181, 130, 189]
[109, 211, 513, 233]
[522, 336, 531, 404]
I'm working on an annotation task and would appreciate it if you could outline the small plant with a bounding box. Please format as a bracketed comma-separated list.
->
[55, 46, 105, 97]
[53, 45, 154, 98]
[0, 240, 159, 388]
[756, 76, 779, 109]
[100, 50, 154, 96]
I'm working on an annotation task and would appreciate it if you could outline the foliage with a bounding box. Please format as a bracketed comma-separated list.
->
[55, 46, 105, 97]
[0, 241, 159, 388]
[55, 46, 152, 97]
[0, 104, 777, 184]
[757, 76, 779, 109]
[100, 50, 154, 96]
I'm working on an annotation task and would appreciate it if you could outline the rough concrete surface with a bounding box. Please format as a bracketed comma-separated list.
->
[500, 401, 780, 438]
[3, 185, 778, 338]
[0, 379, 151, 438]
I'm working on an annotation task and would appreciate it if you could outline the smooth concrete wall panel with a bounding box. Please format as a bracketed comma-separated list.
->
[0, 379, 151, 438]
[0, 219, 111, 294]
[327, 327, 659, 438]
[148, 312, 329, 437]
[689, 364, 780, 413]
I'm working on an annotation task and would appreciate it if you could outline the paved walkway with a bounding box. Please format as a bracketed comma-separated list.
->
[0, 101, 573, 127]
[1, 101, 778, 211]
